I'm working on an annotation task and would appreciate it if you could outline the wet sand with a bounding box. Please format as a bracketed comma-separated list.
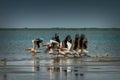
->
[0, 56, 120, 80]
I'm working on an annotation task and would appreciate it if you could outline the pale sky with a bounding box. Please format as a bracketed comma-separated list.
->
[0, 0, 120, 28]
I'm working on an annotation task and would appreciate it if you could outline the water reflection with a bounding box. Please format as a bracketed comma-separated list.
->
[47, 57, 60, 72]
[0, 56, 120, 80]
[45, 57, 88, 80]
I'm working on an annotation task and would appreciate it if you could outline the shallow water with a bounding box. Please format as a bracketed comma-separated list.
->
[0, 57, 120, 80]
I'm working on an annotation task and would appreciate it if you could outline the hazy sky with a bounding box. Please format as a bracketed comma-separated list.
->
[0, 0, 120, 28]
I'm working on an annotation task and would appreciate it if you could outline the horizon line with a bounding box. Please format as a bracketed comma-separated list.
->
[0, 27, 120, 30]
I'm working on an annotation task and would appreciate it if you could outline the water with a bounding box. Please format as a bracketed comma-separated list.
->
[0, 28, 120, 59]
[0, 28, 120, 80]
